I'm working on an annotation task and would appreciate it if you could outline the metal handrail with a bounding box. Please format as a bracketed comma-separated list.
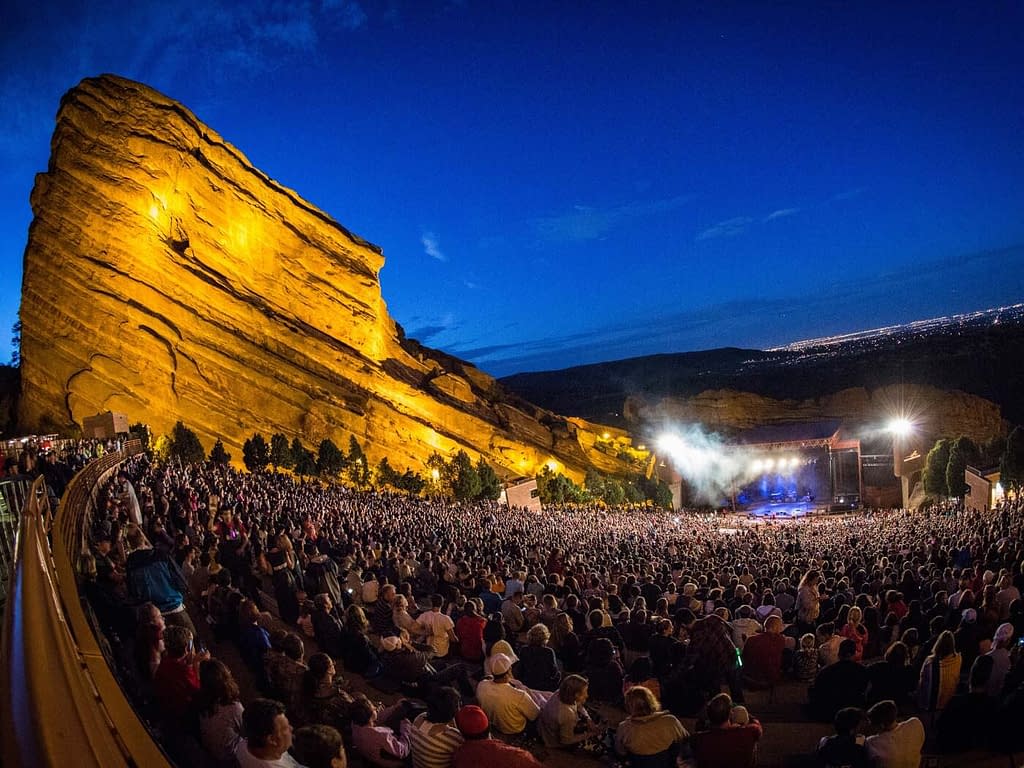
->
[0, 442, 173, 768]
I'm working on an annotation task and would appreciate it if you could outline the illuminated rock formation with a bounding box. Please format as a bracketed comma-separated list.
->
[18, 75, 639, 480]
[625, 384, 1004, 446]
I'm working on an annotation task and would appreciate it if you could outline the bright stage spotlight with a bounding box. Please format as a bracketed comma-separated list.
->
[763, 458, 774, 471]
[751, 459, 763, 473]
[887, 418, 914, 437]
[789, 457, 800, 468]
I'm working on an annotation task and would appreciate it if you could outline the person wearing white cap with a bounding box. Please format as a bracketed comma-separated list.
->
[475, 653, 543, 735]
[985, 622, 1015, 697]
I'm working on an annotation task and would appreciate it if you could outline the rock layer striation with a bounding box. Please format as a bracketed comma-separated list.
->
[18, 75, 637, 479]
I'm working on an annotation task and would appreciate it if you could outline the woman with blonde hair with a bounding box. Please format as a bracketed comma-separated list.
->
[539, 674, 604, 750]
[918, 630, 961, 711]
[615, 685, 688, 766]
[797, 570, 822, 632]
[517, 622, 561, 692]
[839, 605, 868, 662]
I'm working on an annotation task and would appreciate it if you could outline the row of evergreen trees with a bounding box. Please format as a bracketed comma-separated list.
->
[921, 427, 1024, 499]
[144, 421, 673, 508]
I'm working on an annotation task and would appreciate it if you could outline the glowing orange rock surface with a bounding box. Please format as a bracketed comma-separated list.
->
[18, 75, 639, 479]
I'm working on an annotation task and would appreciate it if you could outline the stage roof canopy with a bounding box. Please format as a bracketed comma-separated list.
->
[735, 419, 843, 448]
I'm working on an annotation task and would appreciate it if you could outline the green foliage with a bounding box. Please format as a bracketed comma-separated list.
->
[536, 466, 585, 504]
[476, 457, 502, 501]
[923, 439, 952, 498]
[345, 436, 370, 487]
[242, 433, 270, 473]
[152, 434, 172, 461]
[317, 438, 346, 476]
[270, 433, 294, 470]
[291, 438, 317, 477]
[945, 436, 978, 498]
[1000, 427, 1024, 491]
[449, 450, 482, 500]
[209, 439, 232, 465]
[169, 421, 205, 465]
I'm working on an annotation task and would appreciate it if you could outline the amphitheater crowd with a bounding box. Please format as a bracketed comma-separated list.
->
[74, 452, 1024, 768]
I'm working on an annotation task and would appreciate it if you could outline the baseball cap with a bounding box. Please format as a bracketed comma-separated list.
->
[489, 652, 513, 676]
[455, 705, 489, 737]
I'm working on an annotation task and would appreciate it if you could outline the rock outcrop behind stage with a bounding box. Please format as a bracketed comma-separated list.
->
[18, 75, 639, 479]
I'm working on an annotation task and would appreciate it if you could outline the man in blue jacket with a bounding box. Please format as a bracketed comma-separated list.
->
[126, 525, 195, 635]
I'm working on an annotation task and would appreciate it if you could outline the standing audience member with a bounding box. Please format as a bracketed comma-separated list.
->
[917, 629, 961, 711]
[197, 659, 245, 766]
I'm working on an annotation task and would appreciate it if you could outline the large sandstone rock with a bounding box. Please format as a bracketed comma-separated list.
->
[625, 384, 1004, 445]
[18, 75, 638, 480]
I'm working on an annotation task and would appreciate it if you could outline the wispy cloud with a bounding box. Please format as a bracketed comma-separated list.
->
[421, 231, 447, 262]
[407, 312, 457, 343]
[764, 207, 800, 222]
[695, 216, 754, 241]
[532, 195, 693, 243]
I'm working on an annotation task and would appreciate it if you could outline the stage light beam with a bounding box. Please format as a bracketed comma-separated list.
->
[887, 418, 914, 437]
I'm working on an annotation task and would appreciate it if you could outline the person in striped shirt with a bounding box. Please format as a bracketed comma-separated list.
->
[408, 687, 464, 768]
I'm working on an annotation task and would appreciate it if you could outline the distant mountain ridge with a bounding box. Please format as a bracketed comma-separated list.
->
[499, 304, 1024, 427]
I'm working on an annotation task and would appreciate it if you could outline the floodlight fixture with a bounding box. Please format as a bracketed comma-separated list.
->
[887, 418, 914, 438]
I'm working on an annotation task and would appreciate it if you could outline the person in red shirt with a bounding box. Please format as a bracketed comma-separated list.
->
[153, 625, 209, 722]
[742, 615, 787, 687]
[451, 705, 542, 768]
[455, 601, 487, 661]
[692, 693, 763, 768]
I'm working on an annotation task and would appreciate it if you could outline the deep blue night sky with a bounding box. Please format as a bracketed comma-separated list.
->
[2, 1, 1023, 375]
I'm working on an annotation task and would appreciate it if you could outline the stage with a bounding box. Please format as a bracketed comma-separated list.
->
[743, 500, 821, 519]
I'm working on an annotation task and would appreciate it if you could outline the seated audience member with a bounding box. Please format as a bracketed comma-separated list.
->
[236, 698, 304, 768]
[585, 636, 626, 704]
[301, 653, 354, 732]
[539, 674, 604, 750]
[917, 629, 961, 711]
[451, 705, 543, 767]
[197, 659, 245, 765]
[407, 686, 464, 768]
[815, 707, 870, 768]
[839, 606, 869, 662]
[816, 623, 842, 668]
[342, 604, 382, 677]
[312, 593, 345, 658]
[475, 653, 542, 735]
[731, 605, 763, 650]
[349, 695, 412, 767]
[795, 633, 818, 683]
[615, 685, 689, 767]
[381, 630, 474, 697]
[808, 639, 869, 722]
[692, 693, 762, 768]
[292, 724, 348, 768]
[648, 618, 679, 678]
[624, 656, 662, 700]
[516, 623, 561, 692]
[742, 615, 786, 687]
[864, 699, 924, 768]
[866, 641, 913, 706]
[416, 594, 458, 658]
[936, 655, 997, 753]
